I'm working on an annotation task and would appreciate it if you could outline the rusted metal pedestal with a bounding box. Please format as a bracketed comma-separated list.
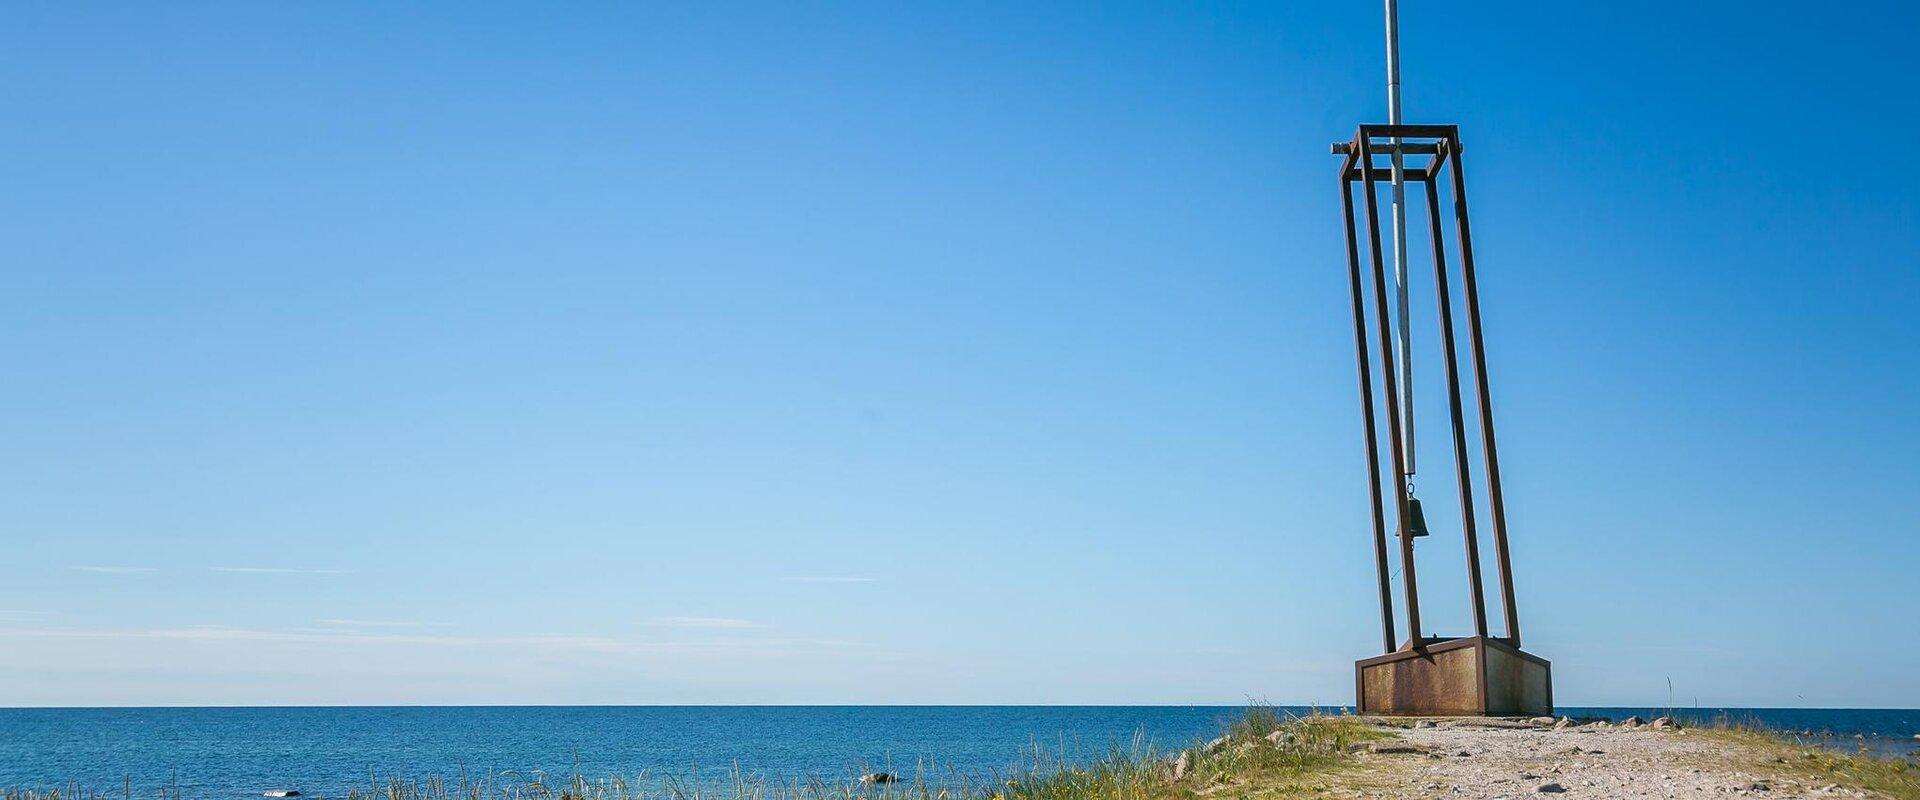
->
[1333, 124, 1551, 717]
[1356, 636, 1550, 716]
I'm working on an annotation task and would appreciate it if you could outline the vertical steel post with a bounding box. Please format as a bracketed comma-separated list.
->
[1423, 166, 1490, 639]
[1342, 154, 1398, 655]
[1358, 134, 1422, 646]
[1443, 131, 1521, 646]
[1384, 0, 1415, 478]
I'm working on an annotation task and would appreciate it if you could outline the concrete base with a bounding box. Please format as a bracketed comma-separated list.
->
[1355, 636, 1551, 716]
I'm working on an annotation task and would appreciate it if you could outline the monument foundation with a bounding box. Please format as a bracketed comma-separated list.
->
[1355, 636, 1551, 716]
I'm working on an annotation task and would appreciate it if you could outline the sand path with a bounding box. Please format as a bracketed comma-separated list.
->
[1336, 722, 1881, 799]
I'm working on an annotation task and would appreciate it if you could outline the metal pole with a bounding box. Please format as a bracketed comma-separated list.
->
[1385, 0, 1415, 479]
[1444, 131, 1522, 646]
[1341, 153, 1398, 655]
[1359, 134, 1422, 647]
[1423, 168, 1490, 639]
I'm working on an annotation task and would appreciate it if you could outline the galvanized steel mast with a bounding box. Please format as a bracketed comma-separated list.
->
[1385, 0, 1415, 481]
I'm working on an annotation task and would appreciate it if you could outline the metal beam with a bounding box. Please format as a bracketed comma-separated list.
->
[1358, 135, 1424, 645]
[1443, 134, 1522, 647]
[1423, 176, 1490, 639]
[1343, 171, 1398, 655]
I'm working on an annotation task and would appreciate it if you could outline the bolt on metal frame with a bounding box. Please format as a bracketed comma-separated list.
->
[1333, 124, 1521, 654]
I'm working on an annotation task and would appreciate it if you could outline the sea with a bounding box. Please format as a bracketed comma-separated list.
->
[0, 707, 1914, 799]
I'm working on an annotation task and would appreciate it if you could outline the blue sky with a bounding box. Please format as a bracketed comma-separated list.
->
[1, 1, 1915, 708]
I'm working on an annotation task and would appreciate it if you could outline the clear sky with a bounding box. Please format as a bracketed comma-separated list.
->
[1, 1, 1915, 708]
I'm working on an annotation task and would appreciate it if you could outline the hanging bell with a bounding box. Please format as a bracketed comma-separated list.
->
[1401, 495, 1432, 538]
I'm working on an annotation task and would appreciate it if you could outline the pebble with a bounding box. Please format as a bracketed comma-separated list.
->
[1535, 782, 1566, 793]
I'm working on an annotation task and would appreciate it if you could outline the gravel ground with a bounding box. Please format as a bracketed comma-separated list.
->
[1338, 721, 1881, 799]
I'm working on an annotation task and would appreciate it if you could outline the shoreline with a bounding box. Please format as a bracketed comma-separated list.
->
[2, 710, 1915, 800]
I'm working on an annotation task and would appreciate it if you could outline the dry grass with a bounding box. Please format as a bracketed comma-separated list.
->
[2, 781, 179, 800]
[1685, 718, 1919, 800]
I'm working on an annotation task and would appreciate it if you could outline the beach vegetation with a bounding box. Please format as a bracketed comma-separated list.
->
[1685, 715, 1919, 800]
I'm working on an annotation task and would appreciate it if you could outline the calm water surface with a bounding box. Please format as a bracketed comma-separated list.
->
[0, 706, 1913, 799]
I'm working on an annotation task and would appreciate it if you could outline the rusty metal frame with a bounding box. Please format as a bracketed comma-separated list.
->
[1334, 124, 1521, 654]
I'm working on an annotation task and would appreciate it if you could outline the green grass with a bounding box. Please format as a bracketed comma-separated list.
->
[1000, 706, 1386, 800]
[1683, 715, 1920, 800]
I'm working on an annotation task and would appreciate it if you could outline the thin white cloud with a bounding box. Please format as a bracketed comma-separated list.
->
[71, 566, 156, 574]
[210, 567, 351, 575]
[644, 616, 760, 629]
[782, 576, 879, 584]
[318, 619, 424, 628]
[0, 624, 859, 656]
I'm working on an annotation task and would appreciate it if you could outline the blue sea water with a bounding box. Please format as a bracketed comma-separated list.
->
[0, 707, 1913, 799]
